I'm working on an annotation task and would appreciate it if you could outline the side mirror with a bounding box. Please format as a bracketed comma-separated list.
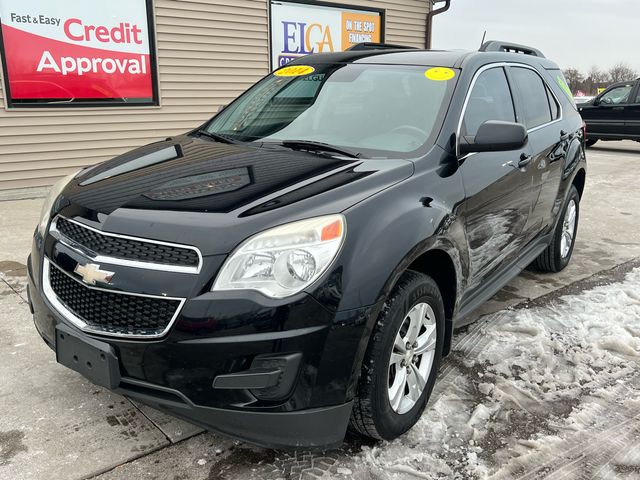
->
[459, 120, 528, 155]
[593, 98, 601, 106]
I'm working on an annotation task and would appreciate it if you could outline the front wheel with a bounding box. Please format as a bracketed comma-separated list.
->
[349, 270, 444, 440]
[531, 185, 580, 272]
[585, 138, 598, 147]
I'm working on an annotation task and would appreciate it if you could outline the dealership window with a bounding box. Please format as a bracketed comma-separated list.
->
[0, 0, 159, 108]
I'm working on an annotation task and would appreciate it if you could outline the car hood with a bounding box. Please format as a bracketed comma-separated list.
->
[60, 134, 414, 255]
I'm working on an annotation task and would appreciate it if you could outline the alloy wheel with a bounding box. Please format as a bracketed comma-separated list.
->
[560, 199, 577, 258]
[387, 302, 437, 414]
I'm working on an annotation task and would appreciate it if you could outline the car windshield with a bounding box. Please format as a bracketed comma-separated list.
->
[203, 63, 457, 158]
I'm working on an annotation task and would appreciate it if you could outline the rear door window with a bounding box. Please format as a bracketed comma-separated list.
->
[462, 67, 516, 137]
[546, 85, 560, 120]
[510, 67, 553, 129]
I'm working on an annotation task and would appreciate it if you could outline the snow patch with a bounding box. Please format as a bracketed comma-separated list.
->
[354, 268, 640, 479]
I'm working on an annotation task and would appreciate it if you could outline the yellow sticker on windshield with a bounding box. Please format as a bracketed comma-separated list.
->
[274, 65, 315, 77]
[425, 67, 456, 81]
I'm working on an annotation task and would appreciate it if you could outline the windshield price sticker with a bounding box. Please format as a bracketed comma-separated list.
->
[274, 65, 315, 77]
[425, 67, 456, 81]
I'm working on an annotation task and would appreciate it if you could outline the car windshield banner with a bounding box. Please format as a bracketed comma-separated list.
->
[270, 1, 384, 70]
[0, 0, 158, 107]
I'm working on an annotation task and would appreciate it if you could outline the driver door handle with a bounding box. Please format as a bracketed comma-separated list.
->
[518, 153, 532, 168]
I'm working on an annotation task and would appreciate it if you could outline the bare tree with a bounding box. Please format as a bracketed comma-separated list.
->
[588, 66, 609, 83]
[585, 66, 610, 95]
[608, 62, 637, 83]
[563, 68, 584, 93]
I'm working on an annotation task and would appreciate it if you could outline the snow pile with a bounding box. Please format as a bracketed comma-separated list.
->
[356, 268, 640, 479]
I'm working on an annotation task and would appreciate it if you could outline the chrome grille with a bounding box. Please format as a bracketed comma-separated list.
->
[53, 217, 201, 273]
[44, 260, 184, 338]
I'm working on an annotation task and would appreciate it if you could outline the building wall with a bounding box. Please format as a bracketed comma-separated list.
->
[0, 0, 430, 192]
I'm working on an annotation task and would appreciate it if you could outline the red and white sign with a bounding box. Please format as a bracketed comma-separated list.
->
[0, 0, 156, 105]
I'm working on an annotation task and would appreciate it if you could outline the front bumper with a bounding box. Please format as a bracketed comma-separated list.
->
[117, 376, 353, 449]
[28, 243, 374, 448]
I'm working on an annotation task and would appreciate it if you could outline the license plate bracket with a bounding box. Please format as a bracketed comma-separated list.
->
[55, 323, 121, 389]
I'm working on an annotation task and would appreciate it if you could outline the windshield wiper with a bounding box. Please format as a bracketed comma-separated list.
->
[276, 140, 362, 159]
[195, 129, 238, 144]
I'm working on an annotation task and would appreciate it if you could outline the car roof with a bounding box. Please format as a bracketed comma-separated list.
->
[287, 48, 560, 71]
[287, 49, 466, 67]
[607, 79, 639, 88]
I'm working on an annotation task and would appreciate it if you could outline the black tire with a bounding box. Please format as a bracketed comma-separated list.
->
[531, 185, 580, 273]
[349, 270, 445, 440]
[585, 138, 598, 147]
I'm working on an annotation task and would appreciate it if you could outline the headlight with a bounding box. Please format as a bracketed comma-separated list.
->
[37, 170, 81, 237]
[212, 215, 345, 298]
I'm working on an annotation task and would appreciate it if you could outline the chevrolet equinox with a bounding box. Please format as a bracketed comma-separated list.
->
[28, 41, 587, 449]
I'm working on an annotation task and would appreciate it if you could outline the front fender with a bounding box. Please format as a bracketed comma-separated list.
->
[322, 169, 466, 401]
[306, 151, 467, 402]
[337, 178, 467, 313]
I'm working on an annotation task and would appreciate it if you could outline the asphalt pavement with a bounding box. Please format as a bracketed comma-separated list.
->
[1, 141, 639, 480]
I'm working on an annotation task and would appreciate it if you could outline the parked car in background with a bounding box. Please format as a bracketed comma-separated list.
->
[29, 41, 586, 449]
[579, 79, 640, 147]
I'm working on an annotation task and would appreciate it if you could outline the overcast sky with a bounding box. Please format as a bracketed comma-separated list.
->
[433, 0, 640, 74]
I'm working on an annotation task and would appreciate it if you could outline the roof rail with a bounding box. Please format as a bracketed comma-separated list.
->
[346, 42, 417, 51]
[480, 40, 545, 58]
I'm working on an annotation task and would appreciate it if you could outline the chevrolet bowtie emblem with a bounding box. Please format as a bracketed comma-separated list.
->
[74, 263, 115, 286]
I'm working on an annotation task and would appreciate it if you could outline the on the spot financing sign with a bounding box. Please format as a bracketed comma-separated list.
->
[270, 1, 384, 70]
[0, 0, 157, 107]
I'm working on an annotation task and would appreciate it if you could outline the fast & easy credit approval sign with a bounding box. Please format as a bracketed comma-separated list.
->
[0, 0, 158, 107]
[270, 1, 384, 70]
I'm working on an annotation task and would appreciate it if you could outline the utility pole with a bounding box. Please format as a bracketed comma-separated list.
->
[425, 0, 451, 49]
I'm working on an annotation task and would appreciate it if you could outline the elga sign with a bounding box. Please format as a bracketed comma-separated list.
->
[270, 1, 383, 70]
[0, 0, 158, 107]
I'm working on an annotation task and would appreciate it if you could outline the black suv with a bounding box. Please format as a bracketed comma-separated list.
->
[28, 41, 586, 449]
[579, 78, 640, 147]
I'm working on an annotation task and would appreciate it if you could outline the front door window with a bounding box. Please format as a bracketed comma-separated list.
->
[600, 85, 633, 105]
